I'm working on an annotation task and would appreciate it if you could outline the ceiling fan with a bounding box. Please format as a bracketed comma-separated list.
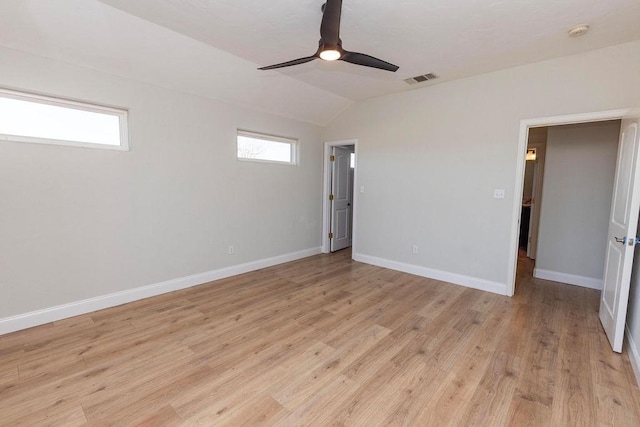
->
[258, 0, 399, 72]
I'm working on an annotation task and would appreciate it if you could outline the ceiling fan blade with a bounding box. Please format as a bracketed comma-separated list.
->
[258, 55, 318, 70]
[320, 0, 342, 45]
[340, 50, 399, 72]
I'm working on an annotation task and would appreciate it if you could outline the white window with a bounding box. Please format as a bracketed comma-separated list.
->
[0, 88, 128, 150]
[237, 130, 297, 164]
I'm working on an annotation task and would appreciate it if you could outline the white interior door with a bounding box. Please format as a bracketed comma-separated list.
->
[330, 147, 351, 252]
[526, 160, 538, 257]
[600, 116, 640, 352]
[527, 142, 546, 259]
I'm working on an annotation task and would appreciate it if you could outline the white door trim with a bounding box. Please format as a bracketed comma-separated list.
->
[507, 109, 632, 296]
[322, 139, 358, 254]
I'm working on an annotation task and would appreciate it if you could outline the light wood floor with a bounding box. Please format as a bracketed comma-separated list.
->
[1, 250, 640, 426]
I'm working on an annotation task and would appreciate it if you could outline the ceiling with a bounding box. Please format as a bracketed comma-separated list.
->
[1, 1, 639, 125]
[99, 0, 640, 101]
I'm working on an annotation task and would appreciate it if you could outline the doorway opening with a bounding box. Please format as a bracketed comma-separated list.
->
[517, 120, 621, 292]
[508, 109, 631, 296]
[322, 139, 358, 254]
[510, 109, 640, 354]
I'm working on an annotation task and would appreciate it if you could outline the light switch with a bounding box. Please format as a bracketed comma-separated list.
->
[494, 189, 506, 199]
[360, 186, 365, 193]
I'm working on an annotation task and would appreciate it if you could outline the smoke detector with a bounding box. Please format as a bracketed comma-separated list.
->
[568, 24, 589, 37]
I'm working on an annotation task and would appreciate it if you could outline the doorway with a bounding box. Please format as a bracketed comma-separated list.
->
[516, 121, 621, 290]
[508, 109, 631, 296]
[322, 139, 358, 254]
[510, 109, 640, 354]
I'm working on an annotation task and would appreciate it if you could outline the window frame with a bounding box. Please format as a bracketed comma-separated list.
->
[0, 88, 129, 151]
[236, 129, 298, 165]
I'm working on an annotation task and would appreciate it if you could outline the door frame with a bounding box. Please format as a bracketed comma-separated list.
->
[322, 139, 358, 254]
[507, 109, 631, 296]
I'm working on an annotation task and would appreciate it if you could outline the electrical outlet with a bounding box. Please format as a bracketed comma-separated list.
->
[412, 245, 418, 254]
[228, 245, 234, 255]
[493, 189, 506, 199]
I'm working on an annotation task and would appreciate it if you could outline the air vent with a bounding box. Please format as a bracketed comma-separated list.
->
[404, 73, 438, 85]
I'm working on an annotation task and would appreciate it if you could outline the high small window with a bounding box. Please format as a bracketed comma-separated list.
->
[0, 88, 128, 150]
[237, 130, 297, 164]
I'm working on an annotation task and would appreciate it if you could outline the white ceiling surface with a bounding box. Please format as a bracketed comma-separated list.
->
[0, 0, 351, 126]
[2, 1, 640, 126]
[99, 0, 640, 101]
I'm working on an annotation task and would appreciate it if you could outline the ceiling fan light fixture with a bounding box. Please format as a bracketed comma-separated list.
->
[319, 49, 341, 61]
[258, 0, 398, 72]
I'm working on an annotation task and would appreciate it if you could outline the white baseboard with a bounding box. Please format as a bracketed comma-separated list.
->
[533, 268, 602, 290]
[353, 253, 507, 296]
[626, 325, 640, 388]
[0, 247, 321, 336]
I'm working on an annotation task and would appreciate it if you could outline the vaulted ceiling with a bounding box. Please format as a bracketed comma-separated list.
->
[2, 0, 639, 125]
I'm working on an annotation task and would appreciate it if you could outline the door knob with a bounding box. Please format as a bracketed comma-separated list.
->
[615, 236, 640, 246]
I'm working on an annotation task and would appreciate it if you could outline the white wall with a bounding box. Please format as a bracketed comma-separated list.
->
[324, 40, 640, 293]
[0, 47, 324, 322]
[535, 121, 620, 287]
[628, 215, 640, 385]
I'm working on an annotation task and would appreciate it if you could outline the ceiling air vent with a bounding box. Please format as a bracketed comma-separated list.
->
[404, 73, 438, 85]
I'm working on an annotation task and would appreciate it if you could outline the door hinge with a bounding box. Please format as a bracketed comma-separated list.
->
[329, 232, 333, 239]
[330, 155, 335, 161]
[329, 194, 334, 201]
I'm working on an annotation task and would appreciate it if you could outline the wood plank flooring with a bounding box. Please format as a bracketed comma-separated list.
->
[1, 250, 639, 426]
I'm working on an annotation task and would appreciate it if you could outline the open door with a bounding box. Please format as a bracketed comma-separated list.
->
[330, 146, 352, 252]
[600, 115, 640, 352]
[527, 152, 544, 259]
[526, 160, 538, 258]
[525, 135, 547, 260]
